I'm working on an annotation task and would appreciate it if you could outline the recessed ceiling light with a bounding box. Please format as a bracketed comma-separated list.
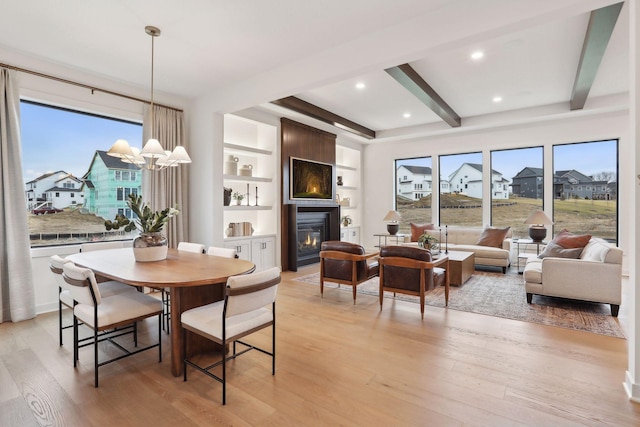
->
[355, 82, 366, 90]
[493, 96, 503, 103]
[471, 51, 484, 60]
[403, 113, 411, 118]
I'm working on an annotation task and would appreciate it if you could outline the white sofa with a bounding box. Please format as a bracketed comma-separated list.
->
[523, 237, 622, 316]
[403, 226, 512, 273]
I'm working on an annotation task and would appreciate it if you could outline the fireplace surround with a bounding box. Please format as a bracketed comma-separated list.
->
[288, 204, 340, 271]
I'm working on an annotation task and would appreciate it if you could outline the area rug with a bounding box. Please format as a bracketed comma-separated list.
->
[295, 271, 625, 338]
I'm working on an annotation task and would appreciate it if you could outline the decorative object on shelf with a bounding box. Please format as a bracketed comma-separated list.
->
[255, 186, 259, 206]
[223, 187, 232, 206]
[104, 194, 179, 262]
[417, 233, 439, 251]
[341, 215, 352, 227]
[226, 222, 254, 237]
[339, 197, 351, 207]
[246, 183, 250, 206]
[337, 176, 343, 186]
[383, 210, 402, 235]
[232, 191, 244, 205]
[524, 209, 553, 242]
[224, 155, 239, 175]
[239, 164, 253, 177]
[107, 26, 191, 171]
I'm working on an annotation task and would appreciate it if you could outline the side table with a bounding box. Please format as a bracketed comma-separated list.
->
[514, 239, 547, 273]
[373, 233, 407, 248]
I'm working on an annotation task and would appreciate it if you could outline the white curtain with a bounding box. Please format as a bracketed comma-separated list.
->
[0, 68, 35, 322]
[142, 104, 189, 248]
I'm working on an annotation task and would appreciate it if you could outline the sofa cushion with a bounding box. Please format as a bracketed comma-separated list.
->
[453, 244, 509, 260]
[554, 229, 591, 249]
[410, 222, 435, 242]
[523, 258, 542, 284]
[538, 241, 583, 259]
[475, 226, 510, 248]
[580, 239, 610, 262]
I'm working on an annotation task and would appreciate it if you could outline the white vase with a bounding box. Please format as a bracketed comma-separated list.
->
[133, 232, 168, 262]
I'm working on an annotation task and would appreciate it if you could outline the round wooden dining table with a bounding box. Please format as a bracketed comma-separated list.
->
[67, 247, 256, 376]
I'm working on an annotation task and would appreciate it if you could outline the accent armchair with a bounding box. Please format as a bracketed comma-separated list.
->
[319, 241, 379, 304]
[378, 245, 449, 319]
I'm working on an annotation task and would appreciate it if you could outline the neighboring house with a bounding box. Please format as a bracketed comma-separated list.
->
[512, 167, 544, 199]
[553, 169, 614, 200]
[396, 165, 433, 200]
[396, 164, 452, 199]
[25, 170, 83, 211]
[448, 163, 509, 200]
[82, 150, 142, 220]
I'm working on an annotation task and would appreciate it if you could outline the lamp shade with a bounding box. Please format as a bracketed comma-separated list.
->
[107, 139, 134, 158]
[167, 146, 192, 163]
[140, 138, 166, 158]
[383, 210, 402, 222]
[523, 210, 553, 225]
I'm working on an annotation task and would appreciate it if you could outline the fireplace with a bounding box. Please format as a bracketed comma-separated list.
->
[288, 204, 340, 271]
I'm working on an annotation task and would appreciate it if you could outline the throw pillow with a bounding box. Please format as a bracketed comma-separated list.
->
[410, 223, 435, 242]
[554, 229, 591, 249]
[475, 226, 510, 248]
[538, 241, 583, 259]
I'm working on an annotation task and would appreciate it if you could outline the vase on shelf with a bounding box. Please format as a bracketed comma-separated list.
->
[133, 232, 168, 262]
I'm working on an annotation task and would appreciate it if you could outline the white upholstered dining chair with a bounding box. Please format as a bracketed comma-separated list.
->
[62, 262, 163, 387]
[206, 246, 238, 258]
[49, 255, 135, 346]
[181, 266, 281, 404]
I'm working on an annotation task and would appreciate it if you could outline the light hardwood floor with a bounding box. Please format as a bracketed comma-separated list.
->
[1, 265, 639, 426]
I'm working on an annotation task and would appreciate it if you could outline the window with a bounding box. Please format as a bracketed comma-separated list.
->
[395, 156, 432, 234]
[21, 101, 143, 247]
[553, 140, 618, 242]
[491, 147, 543, 237]
[440, 152, 482, 226]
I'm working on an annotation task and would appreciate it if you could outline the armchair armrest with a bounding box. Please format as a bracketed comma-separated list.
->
[319, 250, 378, 262]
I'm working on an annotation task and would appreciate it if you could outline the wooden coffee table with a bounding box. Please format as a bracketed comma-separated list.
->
[441, 250, 474, 286]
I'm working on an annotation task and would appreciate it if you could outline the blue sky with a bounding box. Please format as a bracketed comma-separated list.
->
[397, 140, 617, 182]
[21, 102, 142, 182]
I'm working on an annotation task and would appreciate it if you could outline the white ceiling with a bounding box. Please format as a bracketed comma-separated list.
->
[0, 0, 629, 142]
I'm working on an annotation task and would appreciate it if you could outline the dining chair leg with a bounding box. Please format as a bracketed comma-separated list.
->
[158, 313, 162, 362]
[58, 298, 63, 346]
[94, 328, 99, 388]
[73, 315, 78, 367]
[222, 339, 227, 405]
[133, 322, 138, 347]
[272, 309, 276, 375]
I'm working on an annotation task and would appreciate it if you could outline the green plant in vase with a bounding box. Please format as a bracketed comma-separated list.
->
[417, 233, 439, 251]
[232, 191, 245, 205]
[341, 215, 352, 227]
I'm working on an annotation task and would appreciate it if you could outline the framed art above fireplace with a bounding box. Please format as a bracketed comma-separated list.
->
[289, 156, 334, 201]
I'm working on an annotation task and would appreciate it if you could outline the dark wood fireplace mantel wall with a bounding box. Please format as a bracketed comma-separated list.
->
[281, 118, 337, 271]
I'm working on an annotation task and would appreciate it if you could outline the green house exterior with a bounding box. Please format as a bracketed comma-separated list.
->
[82, 151, 142, 220]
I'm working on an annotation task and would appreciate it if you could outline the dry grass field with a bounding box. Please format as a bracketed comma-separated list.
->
[28, 209, 132, 246]
[397, 194, 617, 241]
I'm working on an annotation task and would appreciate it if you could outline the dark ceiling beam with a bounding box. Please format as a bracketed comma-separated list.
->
[271, 96, 376, 139]
[570, 2, 623, 111]
[385, 63, 461, 128]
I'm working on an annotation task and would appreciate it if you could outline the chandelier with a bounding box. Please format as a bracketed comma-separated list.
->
[107, 26, 191, 170]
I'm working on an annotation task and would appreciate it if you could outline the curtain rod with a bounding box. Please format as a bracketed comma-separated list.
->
[0, 62, 183, 113]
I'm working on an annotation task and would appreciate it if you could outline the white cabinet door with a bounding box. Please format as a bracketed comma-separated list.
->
[340, 227, 360, 244]
[348, 227, 360, 244]
[251, 236, 276, 271]
[224, 240, 251, 261]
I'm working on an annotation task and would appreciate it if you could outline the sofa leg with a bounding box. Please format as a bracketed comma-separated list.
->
[526, 293, 532, 304]
[610, 304, 620, 317]
[502, 266, 506, 274]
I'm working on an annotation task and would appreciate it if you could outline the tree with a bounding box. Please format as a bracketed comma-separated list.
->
[592, 171, 615, 182]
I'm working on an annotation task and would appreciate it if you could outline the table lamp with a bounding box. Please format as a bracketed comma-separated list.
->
[383, 210, 402, 235]
[524, 209, 553, 242]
